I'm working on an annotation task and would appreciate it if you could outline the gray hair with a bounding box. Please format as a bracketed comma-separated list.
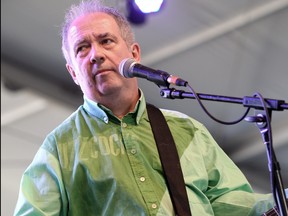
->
[61, 0, 135, 63]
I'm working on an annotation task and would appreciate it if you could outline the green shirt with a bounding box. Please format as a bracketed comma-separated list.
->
[14, 91, 275, 216]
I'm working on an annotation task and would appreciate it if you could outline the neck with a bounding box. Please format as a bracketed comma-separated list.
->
[99, 90, 140, 119]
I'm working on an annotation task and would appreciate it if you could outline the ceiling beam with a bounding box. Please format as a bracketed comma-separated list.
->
[142, 0, 288, 66]
[1, 55, 82, 108]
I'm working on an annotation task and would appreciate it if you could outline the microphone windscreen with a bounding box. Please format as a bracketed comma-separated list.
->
[119, 58, 135, 78]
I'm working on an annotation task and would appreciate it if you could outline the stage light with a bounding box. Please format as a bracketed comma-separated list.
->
[135, 0, 164, 13]
[126, 0, 165, 25]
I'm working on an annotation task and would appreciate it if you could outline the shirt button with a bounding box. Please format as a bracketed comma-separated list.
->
[140, 177, 146, 182]
[103, 116, 108, 123]
[131, 149, 137, 154]
[151, 203, 157, 209]
[122, 123, 127, 128]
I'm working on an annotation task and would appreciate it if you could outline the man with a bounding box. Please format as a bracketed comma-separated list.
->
[14, 1, 276, 215]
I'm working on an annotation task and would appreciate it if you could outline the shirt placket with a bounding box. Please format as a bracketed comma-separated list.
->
[120, 120, 160, 215]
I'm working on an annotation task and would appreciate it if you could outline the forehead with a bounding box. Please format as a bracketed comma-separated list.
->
[68, 12, 120, 40]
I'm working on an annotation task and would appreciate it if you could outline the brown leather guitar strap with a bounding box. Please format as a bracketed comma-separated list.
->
[146, 103, 192, 216]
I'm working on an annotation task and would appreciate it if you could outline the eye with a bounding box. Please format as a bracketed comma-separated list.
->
[101, 38, 114, 45]
[76, 45, 89, 53]
[75, 43, 92, 58]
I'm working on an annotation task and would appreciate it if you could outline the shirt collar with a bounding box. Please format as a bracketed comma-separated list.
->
[82, 89, 146, 125]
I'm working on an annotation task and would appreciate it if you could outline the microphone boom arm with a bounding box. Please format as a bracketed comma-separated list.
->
[160, 88, 288, 111]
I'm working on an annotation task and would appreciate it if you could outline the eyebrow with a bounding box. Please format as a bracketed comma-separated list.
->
[93, 32, 118, 42]
[72, 32, 118, 53]
[94, 32, 108, 39]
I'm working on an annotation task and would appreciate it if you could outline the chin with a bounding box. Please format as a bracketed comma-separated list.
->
[98, 83, 122, 95]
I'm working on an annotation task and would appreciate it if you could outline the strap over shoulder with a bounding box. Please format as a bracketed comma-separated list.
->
[146, 103, 192, 216]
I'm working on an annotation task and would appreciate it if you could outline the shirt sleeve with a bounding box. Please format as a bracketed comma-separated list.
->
[13, 140, 68, 216]
[196, 123, 276, 215]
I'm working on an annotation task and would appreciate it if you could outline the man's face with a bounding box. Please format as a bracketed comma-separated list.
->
[66, 12, 140, 102]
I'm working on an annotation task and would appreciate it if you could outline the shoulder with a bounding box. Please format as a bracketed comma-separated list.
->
[159, 108, 216, 142]
[160, 108, 204, 128]
[52, 106, 84, 133]
[41, 106, 85, 149]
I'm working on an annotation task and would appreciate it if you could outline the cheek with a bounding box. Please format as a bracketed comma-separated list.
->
[70, 57, 94, 86]
[75, 60, 92, 78]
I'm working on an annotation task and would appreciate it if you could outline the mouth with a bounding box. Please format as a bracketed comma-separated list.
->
[95, 68, 114, 76]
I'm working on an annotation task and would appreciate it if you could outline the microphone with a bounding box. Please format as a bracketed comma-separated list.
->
[119, 58, 188, 87]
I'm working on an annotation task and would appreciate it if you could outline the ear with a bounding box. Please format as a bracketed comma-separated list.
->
[66, 64, 79, 85]
[130, 43, 141, 62]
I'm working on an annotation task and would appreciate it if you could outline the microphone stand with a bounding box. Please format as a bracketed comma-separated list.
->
[160, 88, 288, 216]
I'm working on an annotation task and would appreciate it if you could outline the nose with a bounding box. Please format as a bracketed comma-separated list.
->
[90, 45, 105, 65]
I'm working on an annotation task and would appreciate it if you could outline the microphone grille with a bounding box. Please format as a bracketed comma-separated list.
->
[119, 58, 136, 78]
